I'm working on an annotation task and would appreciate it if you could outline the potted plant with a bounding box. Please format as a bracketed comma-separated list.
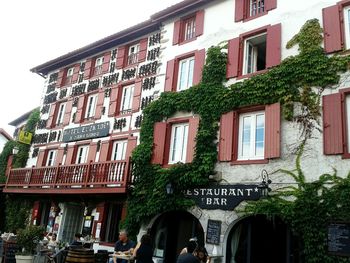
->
[15, 225, 45, 263]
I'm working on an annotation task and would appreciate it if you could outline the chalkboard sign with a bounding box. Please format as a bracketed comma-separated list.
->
[206, 220, 221, 245]
[328, 222, 350, 256]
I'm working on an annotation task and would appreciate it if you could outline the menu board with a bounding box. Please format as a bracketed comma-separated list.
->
[328, 222, 350, 256]
[206, 220, 221, 245]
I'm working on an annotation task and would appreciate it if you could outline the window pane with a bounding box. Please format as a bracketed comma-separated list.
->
[170, 124, 189, 163]
[178, 60, 187, 91]
[242, 116, 251, 157]
[255, 114, 265, 156]
[347, 95, 350, 150]
[171, 126, 180, 162]
[187, 58, 195, 88]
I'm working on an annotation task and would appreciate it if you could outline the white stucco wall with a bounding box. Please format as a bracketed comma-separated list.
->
[0, 134, 9, 154]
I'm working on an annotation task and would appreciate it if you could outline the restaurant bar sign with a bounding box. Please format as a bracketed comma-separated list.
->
[185, 185, 261, 210]
[62, 121, 110, 142]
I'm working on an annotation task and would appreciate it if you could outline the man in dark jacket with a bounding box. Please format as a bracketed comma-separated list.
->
[113, 230, 136, 263]
[177, 241, 199, 263]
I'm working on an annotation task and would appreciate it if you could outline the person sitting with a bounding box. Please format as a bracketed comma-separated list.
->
[133, 234, 154, 263]
[70, 233, 83, 247]
[48, 233, 58, 251]
[194, 247, 211, 263]
[113, 230, 136, 263]
[177, 240, 199, 263]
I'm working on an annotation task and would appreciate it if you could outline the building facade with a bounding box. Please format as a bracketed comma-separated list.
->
[4, 0, 350, 262]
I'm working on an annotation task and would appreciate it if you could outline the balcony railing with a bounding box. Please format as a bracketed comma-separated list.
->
[4, 160, 132, 194]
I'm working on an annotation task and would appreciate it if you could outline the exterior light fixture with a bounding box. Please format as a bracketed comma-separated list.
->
[166, 182, 174, 195]
[12, 146, 19, 155]
[258, 169, 272, 197]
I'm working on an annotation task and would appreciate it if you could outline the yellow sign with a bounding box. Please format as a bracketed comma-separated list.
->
[18, 130, 33, 145]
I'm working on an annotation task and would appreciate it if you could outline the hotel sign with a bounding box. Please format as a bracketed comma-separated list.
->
[62, 121, 110, 142]
[185, 184, 261, 210]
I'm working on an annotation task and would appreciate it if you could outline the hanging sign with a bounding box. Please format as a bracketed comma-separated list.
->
[328, 222, 350, 256]
[206, 219, 221, 244]
[185, 184, 261, 210]
[18, 130, 33, 145]
[62, 121, 110, 142]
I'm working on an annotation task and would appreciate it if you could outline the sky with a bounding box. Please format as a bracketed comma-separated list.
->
[0, 0, 182, 136]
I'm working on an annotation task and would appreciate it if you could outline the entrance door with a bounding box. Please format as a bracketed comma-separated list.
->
[226, 215, 302, 263]
[59, 203, 84, 243]
[151, 211, 204, 263]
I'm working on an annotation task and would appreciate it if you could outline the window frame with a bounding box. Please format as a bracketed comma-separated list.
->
[176, 56, 195, 91]
[65, 67, 74, 85]
[182, 15, 196, 42]
[127, 43, 140, 66]
[242, 32, 267, 75]
[75, 145, 89, 164]
[341, 88, 350, 158]
[343, 5, 350, 50]
[85, 94, 98, 120]
[45, 149, 57, 167]
[94, 56, 104, 76]
[120, 84, 134, 115]
[55, 102, 66, 126]
[168, 122, 189, 164]
[248, 0, 266, 18]
[111, 140, 128, 161]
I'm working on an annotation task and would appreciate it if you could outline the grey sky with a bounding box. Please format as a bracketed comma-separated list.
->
[0, 0, 181, 136]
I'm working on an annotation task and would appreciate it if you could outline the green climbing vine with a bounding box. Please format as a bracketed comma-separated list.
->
[123, 18, 350, 261]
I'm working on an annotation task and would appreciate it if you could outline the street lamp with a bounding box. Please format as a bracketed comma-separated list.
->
[258, 169, 272, 197]
[12, 146, 19, 155]
[166, 182, 174, 195]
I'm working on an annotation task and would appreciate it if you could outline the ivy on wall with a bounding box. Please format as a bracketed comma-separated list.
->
[123, 18, 350, 244]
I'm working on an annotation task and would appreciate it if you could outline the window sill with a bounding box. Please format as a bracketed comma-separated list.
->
[231, 159, 268, 165]
[178, 37, 197, 46]
[237, 69, 268, 80]
[243, 12, 267, 22]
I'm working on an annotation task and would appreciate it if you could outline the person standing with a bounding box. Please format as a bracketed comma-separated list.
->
[113, 230, 136, 263]
[177, 241, 199, 263]
[133, 234, 154, 263]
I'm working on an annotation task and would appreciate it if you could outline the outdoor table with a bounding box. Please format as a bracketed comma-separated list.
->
[110, 253, 134, 263]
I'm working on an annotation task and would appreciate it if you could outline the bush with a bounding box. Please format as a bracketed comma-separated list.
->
[16, 225, 45, 255]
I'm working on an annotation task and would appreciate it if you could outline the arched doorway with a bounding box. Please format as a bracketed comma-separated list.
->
[150, 211, 204, 263]
[226, 215, 303, 263]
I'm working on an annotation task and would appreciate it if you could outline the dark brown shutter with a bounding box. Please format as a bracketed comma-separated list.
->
[235, 0, 244, 22]
[108, 86, 120, 117]
[173, 20, 181, 45]
[116, 46, 126, 69]
[65, 146, 75, 164]
[102, 51, 111, 74]
[193, 49, 206, 85]
[56, 69, 65, 88]
[219, 111, 235, 161]
[164, 59, 175, 92]
[99, 141, 110, 162]
[94, 89, 105, 119]
[126, 136, 138, 159]
[226, 37, 240, 78]
[266, 23, 281, 69]
[265, 102, 281, 159]
[195, 10, 205, 37]
[63, 99, 73, 126]
[36, 150, 45, 167]
[132, 80, 142, 112]
[323, 93, 344, 154]
[186, 117, 200, 163]
[71, 64, 80, 83]
[46, 103, 57, 128]
[265, 0, 277, 11]
[87, 143, 98, 163]
[55, 148, 65, 166]
[151, 122, 167, 164]
[84, 59, 93, 80]
[74, 95, 85, 123]
[138, 38, 148, 62]
[323, 5, 342, 53]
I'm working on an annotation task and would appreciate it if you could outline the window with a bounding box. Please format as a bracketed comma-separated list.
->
[76, 145, 89, 164]
[111, 140, 127, 161]
[344, 6, 350, 50]
[120, 85, 134, 114]
[238, 111, 265, 160]
[243, 33, 266, 75]
[169, 123, 189, 164]
[65, 67, 74, 85]
[177, 57, 195, 91]
[173, 10, 204, 45]
[56, 102, 66, 126]
[102, 203, 122, 243]
[127, 44, 140, 65]
[183, 16, 196, 41]
[347, 95, 350, 147]
[94, 56, 104, 76]
[249, 0, 265, 17]
[46, 150, 56, 166]
[85, 94, 97, 119]
[235, 0, 276, 22]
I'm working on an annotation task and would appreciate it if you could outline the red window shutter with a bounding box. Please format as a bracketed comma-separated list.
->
[99, 141, 110, 162]
[186, 117, 200, 163]
[266, 23, 281, 69]
[265, 0, 277, 11]
[63, 99, 73, 126]
[235, 0, 244, 22]
[84, 59, 93, 79]
[74, 95, 86, 123]
[116, 46, 126, 69]
[87, 143, 98, 163]
[92, 202, 106, 238]
[193, 49, 206, 85]
[164, 59, 175, 92]
[108, 86, 120, 117]
[173, 20, 181, 45]
[265, 102, 281, 159]
[36, 150, 45, 167]
[138, 38, 148, 62]
[132, 80, 142, 112]
[323, 93, 344, 154]
[71, 64, 80, 83]
[65, 146, 75, 165]
[94, 89, 106, 119]
[46, 103, 57, 128]
[195, 10, 205, 37]
[226, 37, 240, 78]
[323, 5, 342, 53]
[126, 136, 138, 159]
[31, 201, 41, 224]
[102, 51, 111, 74]
[219, 111, 235, 161]
[56, 69, 65, 88]
[151, 122, 167, 164]
[55, 148, 65, 166]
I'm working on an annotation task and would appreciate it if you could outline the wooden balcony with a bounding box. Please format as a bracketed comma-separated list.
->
[3, 160, 132, 194]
